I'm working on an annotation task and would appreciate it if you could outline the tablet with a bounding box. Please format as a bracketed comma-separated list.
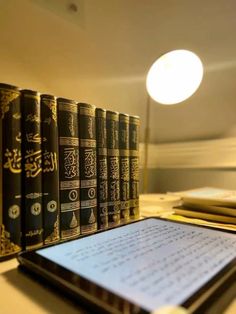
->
[18, 218, 236, 313]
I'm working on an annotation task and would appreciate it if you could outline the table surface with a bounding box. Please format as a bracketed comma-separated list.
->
[0, 258, 86, 314]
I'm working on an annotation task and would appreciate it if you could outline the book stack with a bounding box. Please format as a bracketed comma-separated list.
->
[0, 82, 140, 260]
[170, 187, 236, 226]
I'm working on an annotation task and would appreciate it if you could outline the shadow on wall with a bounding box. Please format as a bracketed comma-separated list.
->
[141, 168, 236, 194]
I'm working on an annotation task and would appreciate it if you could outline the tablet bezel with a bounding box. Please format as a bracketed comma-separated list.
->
[17, 217, 236, 314]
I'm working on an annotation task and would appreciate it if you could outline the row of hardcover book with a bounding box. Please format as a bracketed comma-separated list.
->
[0, 83, 140, 260]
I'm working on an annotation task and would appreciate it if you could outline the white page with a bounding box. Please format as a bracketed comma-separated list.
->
[38, 219, 236, 312]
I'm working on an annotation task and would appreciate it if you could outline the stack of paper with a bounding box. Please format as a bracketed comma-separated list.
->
[168, 187, 236, 229]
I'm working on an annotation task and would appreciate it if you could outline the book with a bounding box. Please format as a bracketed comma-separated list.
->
[165, 212, 236, 232]
[21, 89, 43, 250]
[57, 97, 80, 240]
[96, 108, 108, 230]
[0, 83, 22, 259]
[79, 103, 97, 234]
[41, 94, 60, 245]
[170, 187, 236, 207]
[129, 115, 140, 220]
[181, 202, 236, 218]
[106, 110, 120, 228]
[119, 113, 130, 223]
[173, 206, 236, 224]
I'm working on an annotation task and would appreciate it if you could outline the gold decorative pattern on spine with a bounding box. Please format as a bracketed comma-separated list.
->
[0, 224, 21, 256]
[81, 223, 97, 234]
[129, 116, 140, 125]
[98, 148, 107, 156]
[59, 137, 79, 146]
[107, 148, 119, 156]
[44, 219, 59, 244]
[80, 107, 95, 116]
[96, 110, 106, 118]
[80, 139, 96, 148]
[58, 103, 77, 113]
[81, 179, 96, 187]
[81, 199, 97, 208]
[60, 180, 80, 189]
[129, 150, 139, 157]
[42, 98, 57, 123]
[0, 89, 19, 119]
[107, 112, 119, 121]
[119, 115, 129, 122]
[61, 227, 80, 239]
[13, 113, 21, 119]
[23, 94, 40, 100]
[88, 210, 96, 224]
[129, 199, 139, 207]
[70, 212, 78, 228]
[119, 149, 129, 156]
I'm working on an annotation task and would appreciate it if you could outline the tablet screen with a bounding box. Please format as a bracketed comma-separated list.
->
[37, 218, 236, 312]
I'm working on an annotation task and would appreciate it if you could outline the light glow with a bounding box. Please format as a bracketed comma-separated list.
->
[146, 50, 203, 105]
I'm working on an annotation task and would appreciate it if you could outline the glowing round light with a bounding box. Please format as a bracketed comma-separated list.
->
[146, 50, 203, 105]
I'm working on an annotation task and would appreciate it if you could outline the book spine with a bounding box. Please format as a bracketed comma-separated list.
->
[21, 90, 43, 250]
[129, 115, 140, 220]
[57, 98, 80, 240]
[119, 113, 130, 224]
[106, 111, 120, 227]
[79, 103, 97, 234]
[0, 83, 22, 259]
[41, 94, 60, 245]
[96, 108, 108, 230]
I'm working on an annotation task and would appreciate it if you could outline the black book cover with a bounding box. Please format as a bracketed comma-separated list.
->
[57, 98, 80, 240]
[96, 108, 108, 230]
[79, 103, 97, 234]
[119, 113, 130, 224]
[21, 89, 43, 250]
[129, 115, 140, 220]
[41, 94, 60, 244]
[0, 83, 22, 259]
[106, 110, 120, 228]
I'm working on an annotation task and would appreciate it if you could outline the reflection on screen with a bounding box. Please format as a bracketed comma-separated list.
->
[37, 219, 236, 311]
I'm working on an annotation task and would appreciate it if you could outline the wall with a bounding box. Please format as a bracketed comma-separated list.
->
[139, 137, 236, 193]
[141, 169, 236, 193]
[1, 0, 236, 144]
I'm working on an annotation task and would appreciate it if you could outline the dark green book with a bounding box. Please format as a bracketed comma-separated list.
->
[106, 110, 120, 228]
[0, 83, 22, 259]
[96, 108, 108, 230]
[129, 115, 140, 220]
[41, 94, 60, 245]
[57, 98, 80, 240]
[21, 89, 43, 250]
[79, 103, 97, 234]
[119, 113, 130, 224]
